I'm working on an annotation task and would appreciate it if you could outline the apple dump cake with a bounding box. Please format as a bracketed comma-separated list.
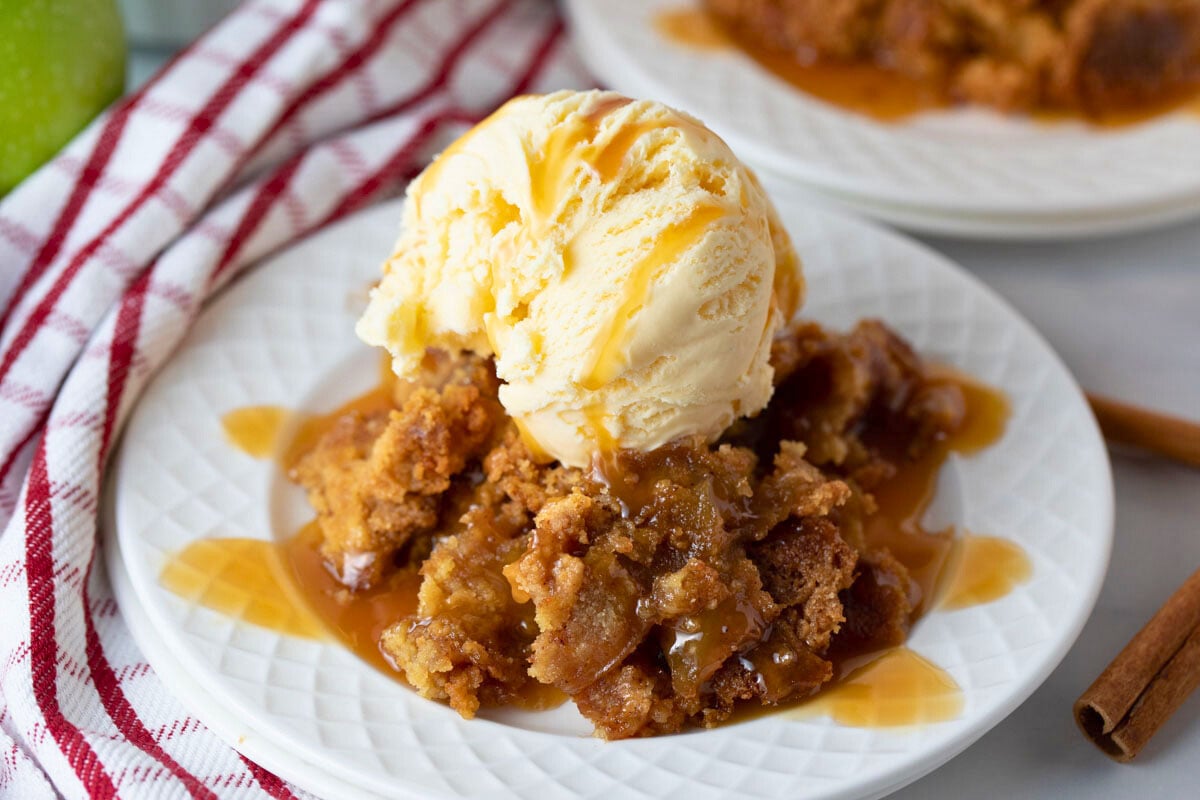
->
[282, 91, 1006, 738]
[292, 320, 983, 737]
[703, 0, 1200, 115]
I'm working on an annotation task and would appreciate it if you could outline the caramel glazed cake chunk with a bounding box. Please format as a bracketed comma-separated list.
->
[291, 320, 968, 738]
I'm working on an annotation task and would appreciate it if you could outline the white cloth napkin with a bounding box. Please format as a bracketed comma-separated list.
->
[0, 1, 590, 796]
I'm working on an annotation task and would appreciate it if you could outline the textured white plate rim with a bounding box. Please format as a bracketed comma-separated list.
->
[754, 166, 1200, 241]
[109, 199, 1114, 800]
[563, 0, 1200, 222]
[100, 490, 392, 800]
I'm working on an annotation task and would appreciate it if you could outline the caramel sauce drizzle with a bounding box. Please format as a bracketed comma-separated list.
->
[940, 535, 1033, 610]
[528, 95, 633, 228]
[527, 96, 727, 399]
[797, 648, 964, 726]
[792, 374, 1020, 724]
[285, 520, 422, 673]
[579, 203, 727, 390]
[863, 373, 1012, 617]
[159, 537, 325, 639]
[653, 7, 733, 51]
[219, 406, 290, 460]
[219, 356, 397, 473]
[655, 7, 1200, 127]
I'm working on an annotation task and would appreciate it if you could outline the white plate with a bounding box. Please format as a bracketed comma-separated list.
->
[100, 519, 388, 800]
[753, 168, 1200, 242]
[110, 198, 1113, 800]
[563, 0, 1200, 234]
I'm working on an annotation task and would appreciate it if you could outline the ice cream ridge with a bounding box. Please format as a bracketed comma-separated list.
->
[356, 90, 802, 467]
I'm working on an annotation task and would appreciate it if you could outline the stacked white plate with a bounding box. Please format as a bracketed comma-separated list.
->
[563, 0, 1200, 239]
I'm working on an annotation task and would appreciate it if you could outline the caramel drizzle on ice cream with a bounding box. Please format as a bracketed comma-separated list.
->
[519, 97, 734, 447]
[579, 204, 726, 391]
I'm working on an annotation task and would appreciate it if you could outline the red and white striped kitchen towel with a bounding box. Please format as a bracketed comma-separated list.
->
[0, 1, 590, 796]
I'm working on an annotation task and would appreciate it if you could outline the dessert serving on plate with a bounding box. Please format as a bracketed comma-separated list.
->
[702, 0, 1200, 119]
[197, 90, 1022, 739]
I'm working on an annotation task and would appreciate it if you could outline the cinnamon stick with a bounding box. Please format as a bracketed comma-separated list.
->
[1075, 567, 1200, 761]
[1086, 393, 1200, 468]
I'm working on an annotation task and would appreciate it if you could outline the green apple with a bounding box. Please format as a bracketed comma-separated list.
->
[0, 0, 126, 195]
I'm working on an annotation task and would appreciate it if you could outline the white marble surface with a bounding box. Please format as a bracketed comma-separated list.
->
[124, 46, 1200, 800]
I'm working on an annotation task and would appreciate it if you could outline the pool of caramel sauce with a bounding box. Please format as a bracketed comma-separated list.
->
[212, 363, 417, 680]
[164, 363, 1026, 726]
[654, 7, 1200, 127]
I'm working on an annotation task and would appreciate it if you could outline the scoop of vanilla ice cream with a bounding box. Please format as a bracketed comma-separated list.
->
[356, 90, 802, 467]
